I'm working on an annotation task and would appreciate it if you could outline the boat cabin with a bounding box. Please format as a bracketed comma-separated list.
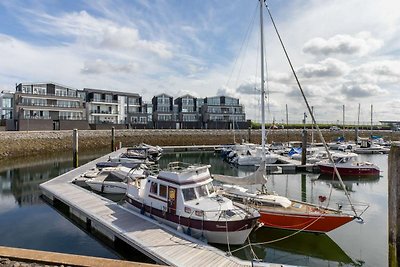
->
[127, 162, 230, 218]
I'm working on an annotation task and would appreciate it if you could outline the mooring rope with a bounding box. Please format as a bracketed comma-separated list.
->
[229, 212, 326, 254]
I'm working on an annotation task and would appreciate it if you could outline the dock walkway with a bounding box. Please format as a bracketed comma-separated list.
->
[40, 149, 276, 267]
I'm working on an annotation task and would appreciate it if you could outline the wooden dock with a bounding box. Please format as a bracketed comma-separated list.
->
[40, 148, 277, 267]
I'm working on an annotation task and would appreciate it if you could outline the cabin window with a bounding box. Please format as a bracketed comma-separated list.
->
[159, 184, 167, 198]
[206, 182, 215, 194]
[195, 185, 208, 198]
[182, 188, 196, 201]
[150, 181, 158, 194]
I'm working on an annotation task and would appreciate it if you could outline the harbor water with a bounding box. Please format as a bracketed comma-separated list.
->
[0, 150, 388, 266]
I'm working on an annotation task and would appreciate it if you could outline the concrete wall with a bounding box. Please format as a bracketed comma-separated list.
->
[180, 122, 202, 129]
[154, 121, 177, 129]
[18, 119, 53, 131]
[89, 124, 127, 130]
[60, 120, 90, 130]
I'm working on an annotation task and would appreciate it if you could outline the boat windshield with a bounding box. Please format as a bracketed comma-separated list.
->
[195, 185, 208, 198]
[206, 182, 215, 195]
[182, 188, 196, 201]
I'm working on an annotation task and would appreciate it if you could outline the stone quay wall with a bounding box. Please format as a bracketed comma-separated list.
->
[0, 129, 399, 160]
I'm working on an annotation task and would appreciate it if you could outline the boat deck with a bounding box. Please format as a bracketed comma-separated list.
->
[40, 148, 275, 267]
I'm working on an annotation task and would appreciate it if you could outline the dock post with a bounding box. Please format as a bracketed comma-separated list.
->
[301, 174, 307, 202]
[389, 142, 400, 267]
[72, 129, 78, 168]
[355, 127, 359, 144]
[301, 129, 307, 165]
[248, 127, 251, 143]
[111, 127, 115, 152]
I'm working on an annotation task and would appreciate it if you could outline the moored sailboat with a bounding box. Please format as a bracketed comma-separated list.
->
[214, 0, 362, 233]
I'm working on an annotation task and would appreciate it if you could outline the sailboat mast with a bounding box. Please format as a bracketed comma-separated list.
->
[259, 0, 266, 161]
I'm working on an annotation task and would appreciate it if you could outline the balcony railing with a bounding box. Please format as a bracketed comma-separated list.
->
[90, 110, 119, 115]
[89, 99, 119, 104]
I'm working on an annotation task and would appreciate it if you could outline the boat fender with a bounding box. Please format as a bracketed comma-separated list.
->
[355, 216, 364, 224]
[177, 225, 184, 233]
[186, 227, 192, 236]
[199, 235, 208, 244]
[140, 206, 145, 215]
[101, 183, 105, 193]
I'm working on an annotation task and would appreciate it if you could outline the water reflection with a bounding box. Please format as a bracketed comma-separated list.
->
[0, 151, 109, 207]
[0, 151, 387, 266]
[237, 228, 358, 266]
[317, 173, 380, 192]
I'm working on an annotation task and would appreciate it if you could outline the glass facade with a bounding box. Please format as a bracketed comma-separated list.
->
[207, 97, 220, 105]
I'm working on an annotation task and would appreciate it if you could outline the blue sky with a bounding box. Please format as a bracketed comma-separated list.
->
[0, 0, 399, 123]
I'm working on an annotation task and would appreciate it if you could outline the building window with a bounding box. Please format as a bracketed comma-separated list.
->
[157, 95, 170, 105]
[157, 114, 172, 121]
[207, 97, 220, 105]
[225, 97, 239, 105]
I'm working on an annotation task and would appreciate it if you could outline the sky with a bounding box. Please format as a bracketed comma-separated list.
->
[0, 0, 399, 124]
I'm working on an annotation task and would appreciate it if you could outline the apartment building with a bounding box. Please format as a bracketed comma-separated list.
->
[83, 88, 143, 129]
[174, 94, 202, 128]
[201, 96, 248, 129]
[152, 93, 176, 129]
[0, 91, 13, 120]
[14, 82, 87, 130]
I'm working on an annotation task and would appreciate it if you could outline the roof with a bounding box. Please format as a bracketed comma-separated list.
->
[83, 88, 140, 97]
[18, 82, 79, 91]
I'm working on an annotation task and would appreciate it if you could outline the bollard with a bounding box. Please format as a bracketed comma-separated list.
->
[72, 129, 78, 168]
[389, 142, 400, 267]
[111, 127, 115, 152]
[301, 129, 307, 165]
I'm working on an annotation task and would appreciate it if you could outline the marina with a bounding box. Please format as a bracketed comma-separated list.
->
[39, 148, 268, 267]
[0, 148, 388, 266]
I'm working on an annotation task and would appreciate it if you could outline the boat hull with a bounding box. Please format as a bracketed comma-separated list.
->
[318, 164, 380, 176]
[86, 181, 127, 194]
[236, 155, 278, 166]
[258, 209, 354, 233]
[125, 195, 258, 245]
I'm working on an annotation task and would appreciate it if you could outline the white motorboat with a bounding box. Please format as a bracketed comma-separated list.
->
[352, 138, 390, 154]
[232, 147, 278, 166]
[125, 161, 260, 245]
[75, 163, 148, 194]
[109, 147, 154, 164]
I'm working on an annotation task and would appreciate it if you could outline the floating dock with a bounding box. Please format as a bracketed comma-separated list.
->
[274, 155, 320, 174]
[162, 145, 223, 152]
[40, 148, 277, 267]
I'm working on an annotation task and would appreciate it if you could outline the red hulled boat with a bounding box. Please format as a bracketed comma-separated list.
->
[318, 152, 380, 176]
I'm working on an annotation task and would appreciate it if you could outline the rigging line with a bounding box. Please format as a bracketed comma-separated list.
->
[230, 212, 326, 254]
[263, 1, 359, 217]
[224, 2, 258, 90]
[234, 8, 257, 90]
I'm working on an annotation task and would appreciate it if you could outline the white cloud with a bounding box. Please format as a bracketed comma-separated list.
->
[20, 10, 173, 59]
[81, 59, 139, 74]
[303, 32, 383, 56]
[297, 58, 349, 78]
[351, 60, 400, 84]
[341, 83, 388, 98]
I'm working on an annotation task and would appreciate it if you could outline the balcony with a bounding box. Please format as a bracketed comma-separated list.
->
[90, 110, 119, 116]
[89, 99, 119, 105]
